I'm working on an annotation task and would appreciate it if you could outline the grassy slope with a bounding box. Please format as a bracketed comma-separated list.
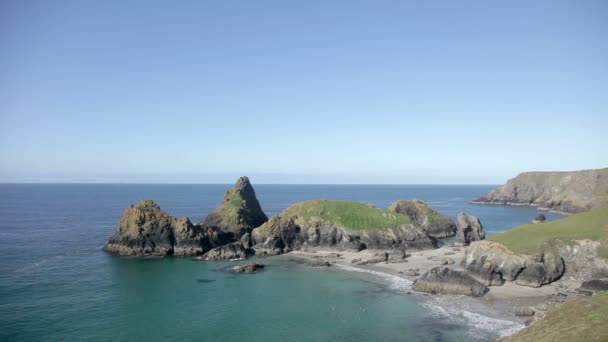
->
[390, 199, 447, 224]
[489, 206, 608, 258]
[283, 200, 411, 231]
[502, 291, 608, 342]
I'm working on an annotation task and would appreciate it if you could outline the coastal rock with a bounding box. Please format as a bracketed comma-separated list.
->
[439, 257, 455, 265]
[388, 199, 457, 238]
[472, 168, 608, 214]
[202, 243, 248, 260]
[201, 233, 253, 260]
[103, 200, 230, 256]
[455, 213, 485, 245]
[514, 307, 535, 316]
[412, 267, 487, 297]
[577, 279, 608, 295]
[230, 262, 265, 274]
[311, 260, 331, 267]
[202, 176, 268, 239]
[550, 239, 608, 279]
[251, 200, 437, 256]
[531, 213, 546, 224]
[462, 240, 564, 287]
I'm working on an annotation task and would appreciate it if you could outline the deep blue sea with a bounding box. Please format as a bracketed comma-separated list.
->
[0, 184, 561, 342]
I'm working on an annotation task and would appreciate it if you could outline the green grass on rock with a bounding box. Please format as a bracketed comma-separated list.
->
[283, 200, 411, 231]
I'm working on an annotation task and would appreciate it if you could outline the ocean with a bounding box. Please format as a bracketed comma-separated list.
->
[0, 184, 561, 341]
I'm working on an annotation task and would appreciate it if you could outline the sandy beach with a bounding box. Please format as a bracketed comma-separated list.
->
[288, 245, 585, 325]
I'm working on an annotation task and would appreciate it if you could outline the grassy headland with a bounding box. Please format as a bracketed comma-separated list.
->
[489, 206, 608, 258]
[502, 291, 608, 342]
[282, 200, 411, 231]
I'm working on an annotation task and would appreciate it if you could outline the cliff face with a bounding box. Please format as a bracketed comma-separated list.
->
[473, 168, 608, 213]
[251, 200, 437, 256]
[201, 176, 268, 239]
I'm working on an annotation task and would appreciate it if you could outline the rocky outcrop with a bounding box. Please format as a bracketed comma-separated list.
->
[514, 307, 535, 316]
[412, 267, 487, 297]
[202, 176, 268, 239]
[462, 240, 565, 287]
[200, 233, 253, 260]
[578, 279, 608, 295]
[455, 213, 485, 245]
[472, 168, 608, 214]
[251, 200, 438, 257]
[103, 200, 231, 256]
[230, 262, 264, 274]
[531, 213, 546, 224]
[550, 239, 608, 279]
[311, 260, 331, 267]
[388, 199, 457, 238]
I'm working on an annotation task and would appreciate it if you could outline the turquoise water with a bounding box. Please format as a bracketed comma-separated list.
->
[0, 184, 560, 341]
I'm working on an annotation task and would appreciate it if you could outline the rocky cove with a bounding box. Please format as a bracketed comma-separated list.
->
[102, 176, 608, 340]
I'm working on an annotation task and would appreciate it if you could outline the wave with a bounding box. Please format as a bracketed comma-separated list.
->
[334, 264, 525, 340]
[333, 264, 412, 291]
[422, 296, 525, 339]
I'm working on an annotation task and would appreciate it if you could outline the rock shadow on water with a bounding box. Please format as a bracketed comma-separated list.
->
[196, 278, 216, 284]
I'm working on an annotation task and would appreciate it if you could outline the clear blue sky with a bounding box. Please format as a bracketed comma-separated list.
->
[1, 1, 606, 184]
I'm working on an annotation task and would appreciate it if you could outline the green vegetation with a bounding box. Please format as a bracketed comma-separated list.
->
[283, 200, 411, 231]
[389, 199, 445, 224]
[502, 291, 608, 342]
[489, 206, 608, 259]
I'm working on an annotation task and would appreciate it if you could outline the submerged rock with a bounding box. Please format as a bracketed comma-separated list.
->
[455, 212, 485, 245]
[412, 267, 487, 297]
[230, 262, 265, 274]
[202, 176, 268, 239]
[103, 200, 230, 256]
[388, 199, 457, 238]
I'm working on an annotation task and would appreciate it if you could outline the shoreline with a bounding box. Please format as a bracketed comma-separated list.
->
[470, 201, 573, 216]
[285, 246, 584, 338]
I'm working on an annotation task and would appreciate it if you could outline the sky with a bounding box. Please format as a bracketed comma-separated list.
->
[1, 1, 607, 184]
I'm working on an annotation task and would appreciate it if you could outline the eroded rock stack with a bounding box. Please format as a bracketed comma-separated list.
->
[202, 176, 268, 239]
[455, 212, 485, 245]
[103, 200, 231, 256]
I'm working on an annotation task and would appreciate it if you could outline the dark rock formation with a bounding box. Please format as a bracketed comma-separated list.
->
[103, 200, 230, 256]
[455, 213, 485, 245]
[202, 176, 268, 239]
[532, 213, 546, 224]
[250, 201, 438, 257]
[412, 267, 487, 297]
[230, 262, 264, 274]
[388, 199, 457, 238]
[200, 233, 253, 261]
[577, 279, 608, 295]
[472, 168, 608, 214]
[462, 240, 564, 287]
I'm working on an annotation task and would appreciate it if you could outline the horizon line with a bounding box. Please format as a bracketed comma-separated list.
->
[0, 182, 500, 186]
